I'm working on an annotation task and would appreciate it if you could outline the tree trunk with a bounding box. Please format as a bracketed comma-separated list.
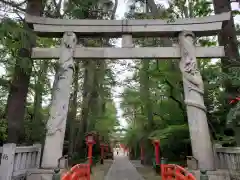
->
[41, 32, 77, 168]
[74, 60, 95, 150]
[212, 0, 240, 97]
[31, 60, 48, 143]
[213, 0, 240, 145]
[88, 60, 106, 130]
[81, 61, 96, 133]
[68, 62, 80, 154]
[6, 0, 43, 143]
[6, 63, 31, 143]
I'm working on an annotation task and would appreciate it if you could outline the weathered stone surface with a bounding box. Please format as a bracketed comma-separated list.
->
[31, 46, 225, 59]
[26, 168, 66, 180]
[31, 22, 223, 38]
[189, 169, 239, 180]
[215, 146, 240, 170]
[41, 32, 77, 168]
[25, 12, 230, 38]
[179, 31, 215, 170]
[0, 143, 41, 180]
[130, 160, 144, 168]
[25, 12, 230, 26]
[122, 35, 134, 48]
[26, 169, 54, 180]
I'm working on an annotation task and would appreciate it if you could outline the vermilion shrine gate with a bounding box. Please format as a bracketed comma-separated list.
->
[18, 12, 232, 180]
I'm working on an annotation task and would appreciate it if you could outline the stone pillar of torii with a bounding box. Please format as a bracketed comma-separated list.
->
[25, 12, 230, 179]
[41, 32, 77, 169]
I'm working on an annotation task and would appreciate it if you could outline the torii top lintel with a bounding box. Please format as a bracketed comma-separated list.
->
[25, 12, 230, 38]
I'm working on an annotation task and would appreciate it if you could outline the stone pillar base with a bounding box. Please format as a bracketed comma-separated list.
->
[189, 169, 240, 180]
[26, 168, 66, 180]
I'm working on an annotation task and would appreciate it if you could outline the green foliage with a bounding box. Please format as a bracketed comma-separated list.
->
[227, 101, 240, 126]
[0, 119, 7, 143]
[121, 0, 240, 164]
[95, 100, 120, 141]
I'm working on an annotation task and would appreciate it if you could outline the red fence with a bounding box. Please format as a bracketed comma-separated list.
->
[60, 160, 195, 180]
[161, 164, 196, 180]
[61, 164, 90, 180]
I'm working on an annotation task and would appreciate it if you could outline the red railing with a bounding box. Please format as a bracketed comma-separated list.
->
[61, 164, 90, 180]
[161, 164, 196, 180]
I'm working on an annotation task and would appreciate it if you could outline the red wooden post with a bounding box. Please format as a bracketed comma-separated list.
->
[85, 132, 96, 166]
[88, 143, 93, 165]
[100, 143, 105, 164]
[153, 140, 160, 164]
[161, 164, 165, 180]
[152, 139, 160, 174]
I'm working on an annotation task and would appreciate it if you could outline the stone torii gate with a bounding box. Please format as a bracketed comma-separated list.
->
[25, 12, 230, 177]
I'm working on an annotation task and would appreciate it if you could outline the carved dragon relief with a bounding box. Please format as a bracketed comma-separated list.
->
[46, 32, 77, 136]
[179, 31, 206, 112]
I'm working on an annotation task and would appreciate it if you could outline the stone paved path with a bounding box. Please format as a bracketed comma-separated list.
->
[105, 155, 145, 180]
[131, 160, 144, 168]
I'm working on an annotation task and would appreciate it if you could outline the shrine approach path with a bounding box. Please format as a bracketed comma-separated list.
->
[105, 154, 145, 180]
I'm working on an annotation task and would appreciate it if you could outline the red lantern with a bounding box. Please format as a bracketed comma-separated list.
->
[85, 132, 96, 165]
[85, 133, 96, 145]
